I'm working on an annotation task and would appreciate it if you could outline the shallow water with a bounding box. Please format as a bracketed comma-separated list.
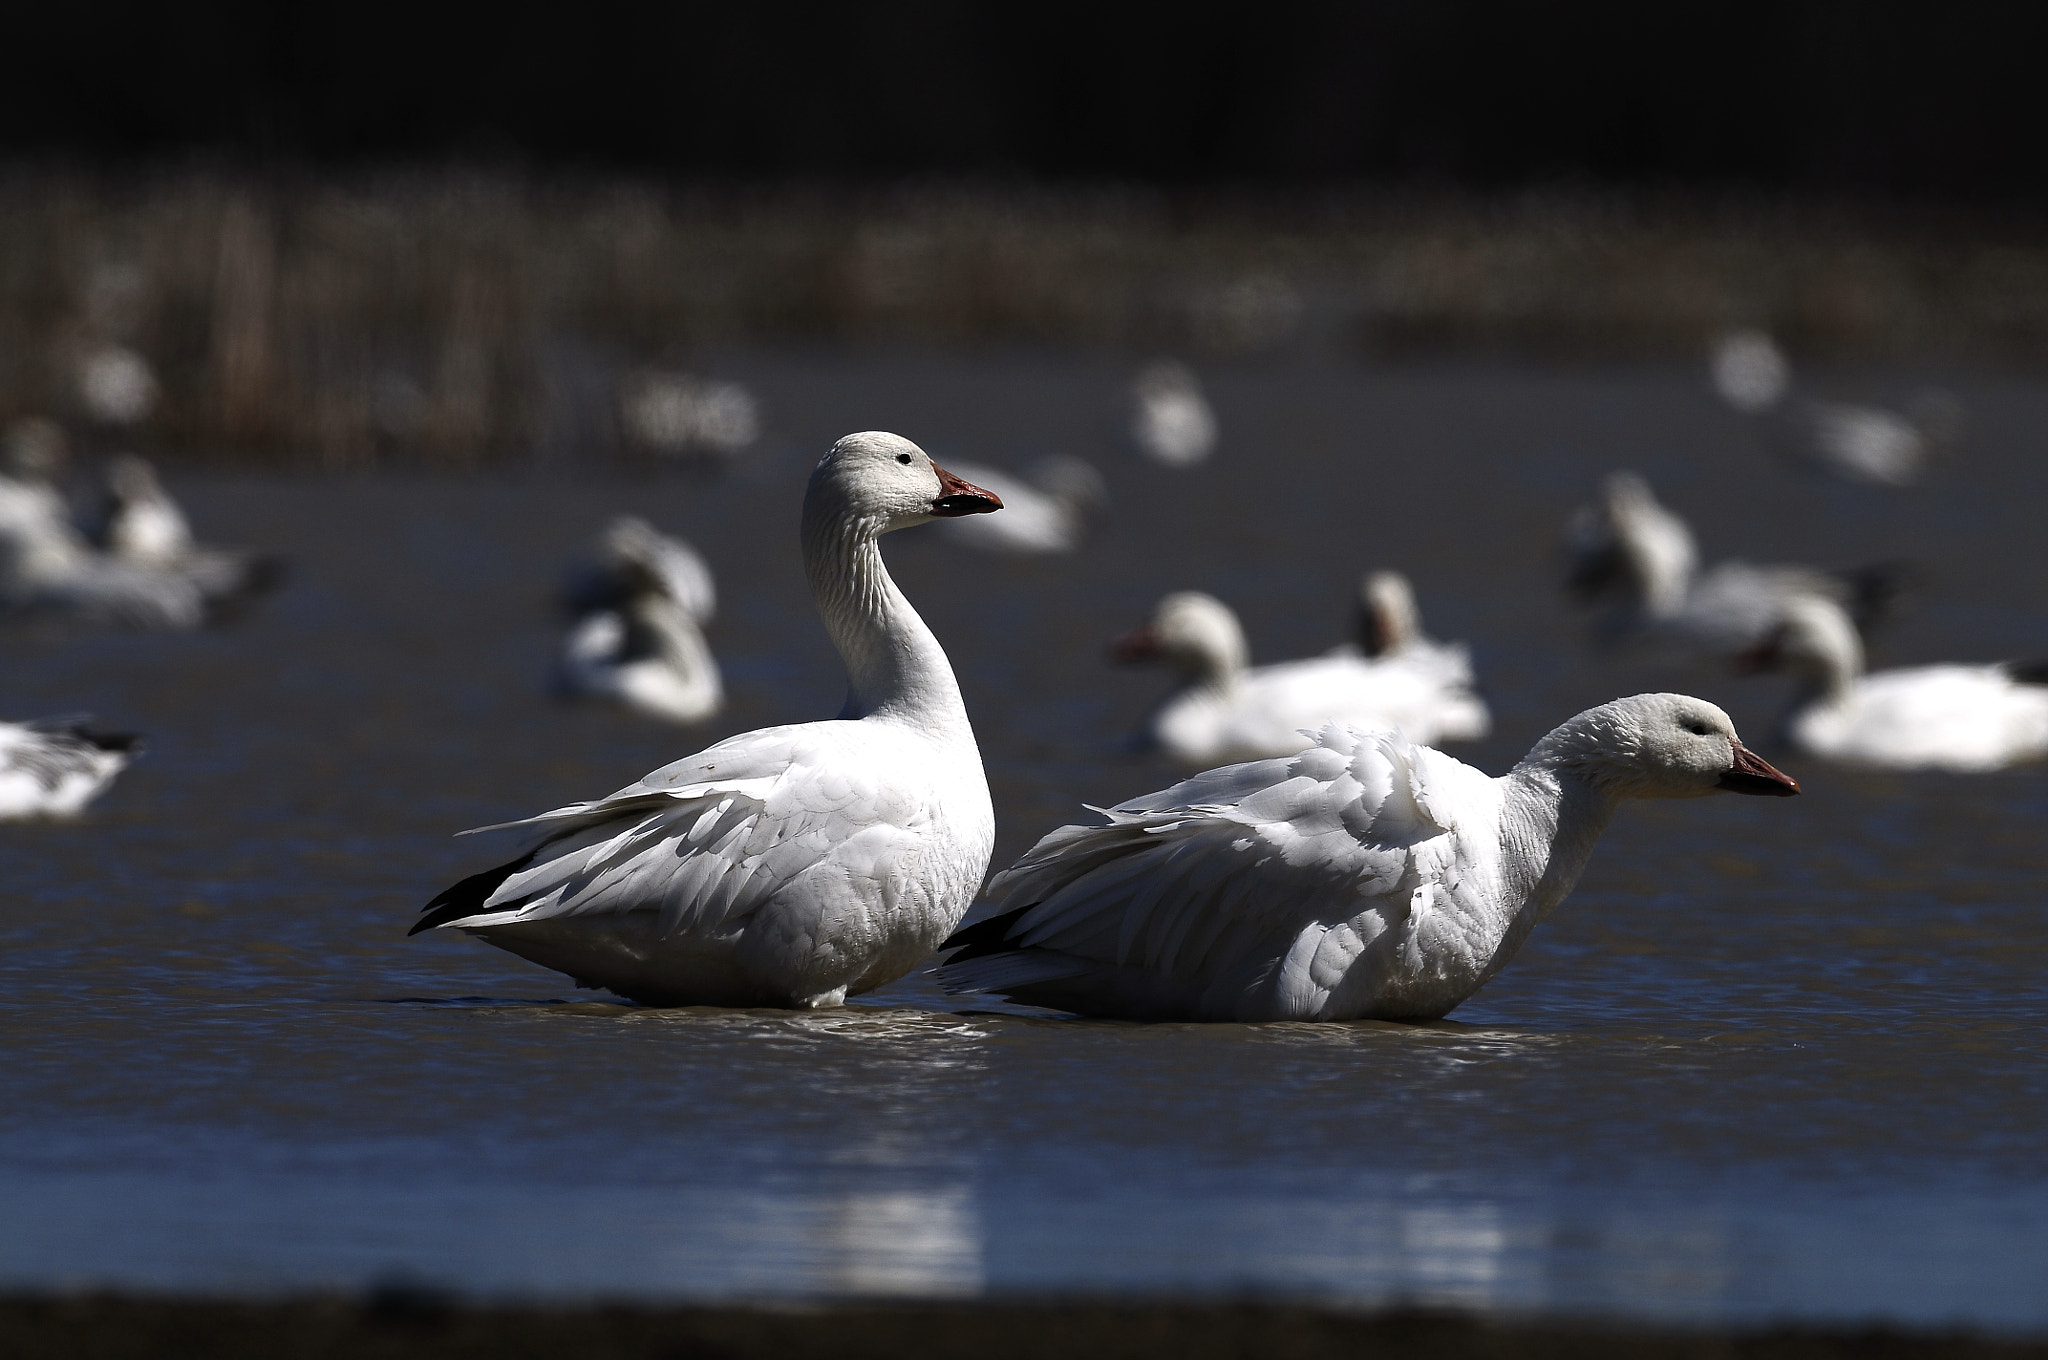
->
[3, 352, 2046, 1327]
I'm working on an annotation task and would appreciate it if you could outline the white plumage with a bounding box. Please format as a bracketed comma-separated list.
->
[414, 432, 1005, 1009]
[939, 693, 1798, 1022]
[1752, 595, 2048, 772]
[1129, 361, 1217, 467]
[1566, 471, 1904, 657]
[1117, 589, 1488, 765]
[936, 457, 1105, 554]
[0, 718, 139, 820]
[556, 517, 722, 725]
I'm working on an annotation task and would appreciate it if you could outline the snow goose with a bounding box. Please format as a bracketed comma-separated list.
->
[412, 432, 1004, 1008]
[1743, 595, 2048, 771]
[938, 693, 1797, 1022]
[1129, 361, 1217, 467]
[85, 455, 287, 615]
[1117, 590, 1487, 765]
[1331, 570, 1484, 695]
[936, 456, 1106, 554]
[1778, 394, 1962, 488]
[1566, 470, 1909, 656]
[556, 517, 722, 725]
[1705, 332, 1962, 486]
[0, 717, 139, 820]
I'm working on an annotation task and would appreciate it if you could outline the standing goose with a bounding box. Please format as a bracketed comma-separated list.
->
[1117, 590, 1486, 765]
[939, 693, 1797, 1022]
[1744, 595, 2048, 771]
[413, 433, 1003, 1008]
[0, 717, 139, 820]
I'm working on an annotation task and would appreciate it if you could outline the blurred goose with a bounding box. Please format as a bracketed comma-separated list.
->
[1745, 595, 2048, 771]
[557, 517, 722, 725]
[936, 457, 1106, 554]
[0, 717, 139, 820]
[1331, 570, 1483, 692]
[413, 432, 1004, 1008]
[1779, 394, 1962, 488]
[941, 694, 1797, 1021]
[1567, 471, 1909, 656]
[86, 455, 287, 614]
[0, 430, 207, 628]
[1707, 331, 1961, 486]
[1129, 361, 1217, 467]
[1115, 590, 1488, 765]
[1709, 330, 1792, 415]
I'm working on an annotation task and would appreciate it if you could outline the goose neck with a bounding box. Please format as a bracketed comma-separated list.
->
[802, 504, 969, 729]
[1499, 759, 1624, 923]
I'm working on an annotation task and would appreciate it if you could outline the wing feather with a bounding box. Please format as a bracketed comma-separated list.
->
[940, 723, 1503, 1020]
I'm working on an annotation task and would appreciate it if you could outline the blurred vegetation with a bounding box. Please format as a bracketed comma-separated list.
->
[8, 166, 2048, 468]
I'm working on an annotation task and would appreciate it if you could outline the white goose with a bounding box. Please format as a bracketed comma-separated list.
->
[0, 717, 139, 820]
[1129, 361, 1217, 467]
[1117, 590, 1487, 765]
[1746, 595, 2048, 772]
[1330, 570, 1484, 695]
[413, 432, 1004, 1008]
[1566, 471, 1906, 656]
[939, 693, 1798, 1022]
[556, 517, 722, 725]
[88, 455, 285, 613]
[936, 457, 1106, 554]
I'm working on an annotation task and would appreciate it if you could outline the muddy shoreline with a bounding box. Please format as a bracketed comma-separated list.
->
[4, 1296, 2044, 1360]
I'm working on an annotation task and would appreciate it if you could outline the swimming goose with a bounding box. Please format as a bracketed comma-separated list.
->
[1566, 471, 1908, 656]
[1330, 570, 1484, 695]
[0, 717, 139, 820]
[561, 516, 716, 625]
[1778, 394, 1962, 488]
[1744, 595, 2048, 771]
[938, 693, 1797, 1022]
[1117, 590, 1487, 765]
[936, 457, 1106, 554]
[85, 455, 287, 615]
[413, 432, 1004, 1008]
[556, 518, 722, 725]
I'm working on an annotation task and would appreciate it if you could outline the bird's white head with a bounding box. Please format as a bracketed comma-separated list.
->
[806, 431, 1003, 535]
[1359, 570, 1421, 656]
[1741, 594, 1865, 690]
[1112, 590, 1249, 682]
[1527, 692, 1800, 799]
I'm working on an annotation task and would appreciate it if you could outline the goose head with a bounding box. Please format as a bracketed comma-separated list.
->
[1736, 595, 1863, 701]
[806, 432, 1002, 533]
[1112, 591, 1249, 684]
[1566, 472, 1698, 618]
[1526, 692, 1799, 799]
[104, 453, 165, 505]
[1357, 570, 1421, 656]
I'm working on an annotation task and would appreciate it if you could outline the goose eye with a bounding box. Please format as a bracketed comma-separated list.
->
[1684, 722, 1709, 735]
[896, 453, 913, 464]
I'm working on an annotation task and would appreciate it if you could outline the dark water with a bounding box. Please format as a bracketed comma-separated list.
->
[3, 353, 2046, 1327]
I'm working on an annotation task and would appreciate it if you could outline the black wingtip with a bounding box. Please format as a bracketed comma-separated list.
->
[24, 716, 144, 753]
[2004, 659, 2048, 688]
[939, 905, 1032, 961]
[410, 853, 535, 936]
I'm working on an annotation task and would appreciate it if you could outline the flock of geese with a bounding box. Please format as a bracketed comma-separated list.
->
[8, 343, 2044, 1023]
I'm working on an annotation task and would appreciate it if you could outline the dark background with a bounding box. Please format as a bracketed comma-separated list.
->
[9, 0, 2045, 198]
